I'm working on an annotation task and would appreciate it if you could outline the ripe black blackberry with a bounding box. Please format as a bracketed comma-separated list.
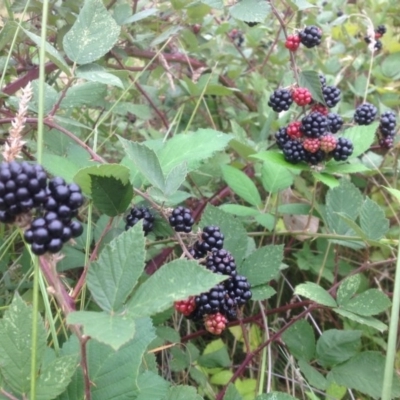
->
[299, 25, 322, 48]
[354, 103, 377, 125]
[274, 127, 290, 149]
[332, 137, 354, 161]
[282, 140, 306, 164]
[322, 85, 341, 108]
[268, 88, 293, 112]
[305, 149, 325, 165]
[194, 284, 227, 316]
[374, 40, 383, 51]
[169, 206, 194, 233]
[125, 205, 154, 235]
[319, 74, 327, 87]
[379, 110, 397, 136]
[327, 113, 344, 133]
[226, 275, 252, 307]
[245, 21, 259, 27]
[205, 249, 237, 276]
[198, 225, 224, 253]
[376, 25, 387, 36]
[300, 112, 329, 138]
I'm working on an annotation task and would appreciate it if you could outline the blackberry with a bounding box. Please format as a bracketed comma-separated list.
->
[188, 244, 206, 259]
[268, 88, 293, 112]
[319, 74, 327, 87]
[282, 140, 306, 164]
[292, 87, 312, 106]
[354, 103, 377, 125]
[299, 25, 322, 48]
[379, 136, 394, 149]
[194, 284, 227, 316]
[205, 249, 236, 276]
[174, 297, 196, 316]
[374, 40, 383, 51]
[320, 134, 338, 153]
[332, 137, 354, 161]
[303, 138, 320, 153]
[169, 206, 194, 233]
[379, 110, 397, 136]
[204, 313, 227, 335]
[311, 103, 328, 116]
[125, 205, 154, 235]
[305, 149, 325, 165]
[300, 112, 329, 138]
[198, 225, 224, 253]
[322, 85, 341, 108]
[245, 21, 259, 27]
[287, 121, 303, 139]
[285, 34, 301, 51]
[275, 127, 290, 149]
[376, 25, 387, 36]
[226, 275, 252, 306]
[327, 113, 344, 133]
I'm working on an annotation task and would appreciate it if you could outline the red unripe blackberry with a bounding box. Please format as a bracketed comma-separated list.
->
[379, 110, 397, 137]
[204, 313, 227, 335]
[268, 89, 293, 112]
[282, 140, 306, 164]
[205, 249, 237, 276]
[299, 25, 322, 48]
[275, 127, 290, 149]
[332, 137, 354, 161]
[169, 206, 194, 233]
[292, 87, 312, 106]
[287, 121, 302, 139]
[320, 134, 338, 153]
[303, 138, 321, 153]
[198, 225, 224, 253]
[125, 205, 155, 235]
[322, 85, 341, 108]
[311, 104, 328, 116]
[379, 136, 394, 149]
[285, 34, 301, 51]
[300, 112, 329, 138]
[175, 297, 196, 316]
[305, 149, 325, 165]
[327, 113, 344, 133]
[354, 103, 377, 125]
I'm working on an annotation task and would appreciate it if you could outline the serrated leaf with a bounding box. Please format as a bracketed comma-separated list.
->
[281, 320, 315, 362]
[127, 260, 226, 318]
[384, 186, 400, 202]
[164, 385, 203, 400]
[120, 8, 158, 24]
[342, 123, 378, 158]
[74, 164, 130, 195]
[201, 0, 224, 9]
[337, 274, 361, 306]
[328, 352, 400, 399]
[299, 70, 325, 104]
[118, 137, 165, 191]
[87, 224, 145, 312]
[298, 359, 328, 390]
[294, 282, 337, 307]
[255, 393, 297, 400]
[223, 383, 243, 400]
[251, 151, 310, 171]
[164, 162, 187, 196]
[261, 161, 294, 194]
[219, 204, 259, 217]
[158, 129, 233, 174]
[91, 175, 132, 216]
[221, 165, 261, 207]
[339, 289, 391, 316]
[359, 198, 389, 240]
[41, 154, 80, 184]
[76, 64, 124, 88]
[63, 0, 121, 64]
[135, 371, 169, 400]
[324, 161, 370, 174]
[333, 308, 387, 331]
[229, 0, 271, 22]
[316, 329, 361, 368]
[201, 205, 248, 262]
[313, 172, 340, 188]
[60, 81, 107, 109]
[0, 295, 47, 394]
[250, 285, 276, 301]
[239, 244, 283, 286]
[67, 311, 135, 350]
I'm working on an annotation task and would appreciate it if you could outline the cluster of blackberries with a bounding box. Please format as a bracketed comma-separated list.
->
[377, 110, 397, 149]
[364, 24, 386, 51]
[0, 161, 85, 256]
[285, 25, 322, 51]
[175, 225, 252, 335]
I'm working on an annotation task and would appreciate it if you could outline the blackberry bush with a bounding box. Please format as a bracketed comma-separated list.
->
[125, 205, 155, 235]
[268, 88, 293, 112]
[354, 103, 377, 125]
[299, 25, 322, 48]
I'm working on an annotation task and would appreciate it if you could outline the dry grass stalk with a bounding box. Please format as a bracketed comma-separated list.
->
[3, 82, 33, 162]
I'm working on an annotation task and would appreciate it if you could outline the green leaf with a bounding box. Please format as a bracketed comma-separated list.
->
[255, 393, 297, 400]
[359, 198, 389, 240]
[287, 0, 318, 10]
[219, 204, 259, 217]
[239, 244, 283, 287]
[316, 329, 361, 368]
[229, 0, 271, 22]
[281, 320, 315, 362]
[35, 354, 79, 400]
[298, 359, 328, 390]
[135, 371, 169, 400]
[118, 137, 165, 191]
[60, 81, 107, 109]
[0, 295, 47, 394]
[31, 80, 58, 114]
[67, 311, 135, 350]
[294, 282, 337, 307]
[120, 8, 158, 24]
[325, 178, 363, 235]
[250, 285, 276, 301]
[198, 346, 231, 368]
[201, 205, 248, 262]
[337, 274, 361, 306]
[221, 165, 261, 207]
[328, 351, 400, 399]
[22, 29, 70, 75]
[384, 186, 400, 202]
[313, 172, 340, 188]
[333, 308, 387, 332]
[201, 0, 224, 9]
[63, 0, 121, 64]
[342, 123, 378, 158]
[41, 154, 80, 184]
[87, 224, 146, 312]
[74, 164, 130, 196]
[251, 151, 310, 171]
[299, 70, 325, 105]
[91, 175, 132, 216]
[76, 64, 124, 88]
[164, 162, 187, 196]
[324, 161, 370, 174]
[223, 383, 243, 400]
[261, 160, 294, 194]
[278, 203, 311, 215]
[127, 259, 226, 318]
[339, 289, 391, 316]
